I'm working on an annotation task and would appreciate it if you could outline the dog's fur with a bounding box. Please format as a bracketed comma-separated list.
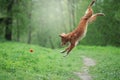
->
[59, 0, 105, 57]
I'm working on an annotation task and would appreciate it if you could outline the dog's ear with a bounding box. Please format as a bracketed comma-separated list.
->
[59, 33, 66, 38]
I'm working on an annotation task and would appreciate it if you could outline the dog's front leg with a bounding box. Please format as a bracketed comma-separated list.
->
[63, 42, 75, 57]
[60, 45, 70, 53]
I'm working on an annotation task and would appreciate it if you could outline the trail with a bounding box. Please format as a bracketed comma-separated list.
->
[74, 56, 96, 80]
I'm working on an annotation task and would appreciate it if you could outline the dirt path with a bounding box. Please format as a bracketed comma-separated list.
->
[74, 56, 96, 80]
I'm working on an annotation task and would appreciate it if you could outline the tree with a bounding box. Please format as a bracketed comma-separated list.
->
[4, 0, 14, 40]
[27, 0, 32, 44]
[95, 0, 120, 46]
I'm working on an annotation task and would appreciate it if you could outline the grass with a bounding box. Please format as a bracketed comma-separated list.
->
[78, 46, 120, 80]
[0, 41, 120, 80]
[0, 42, 82, 80]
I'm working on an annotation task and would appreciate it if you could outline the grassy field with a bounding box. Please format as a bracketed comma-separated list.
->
[0, 42, 120, 80]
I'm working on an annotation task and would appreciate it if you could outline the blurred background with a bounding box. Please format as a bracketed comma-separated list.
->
[0, 0, 120, 48]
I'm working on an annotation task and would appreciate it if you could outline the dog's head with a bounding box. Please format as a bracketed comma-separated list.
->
[59, 33, 68, 46]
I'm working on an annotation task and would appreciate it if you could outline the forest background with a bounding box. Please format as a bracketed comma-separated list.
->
[0, 0, 120, 48]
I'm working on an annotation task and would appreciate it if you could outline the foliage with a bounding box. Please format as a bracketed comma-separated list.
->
[0, 0, 120, 48]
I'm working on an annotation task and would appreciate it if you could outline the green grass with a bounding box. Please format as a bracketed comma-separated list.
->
[77, 46, 120, 80]
[0, 42, 82, 80]
[0, 42, 120, 80]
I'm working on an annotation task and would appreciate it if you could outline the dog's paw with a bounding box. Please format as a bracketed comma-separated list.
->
[60, 50, 66, 53]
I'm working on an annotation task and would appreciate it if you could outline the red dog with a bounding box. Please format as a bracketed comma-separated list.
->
[59, 0, 105, 57]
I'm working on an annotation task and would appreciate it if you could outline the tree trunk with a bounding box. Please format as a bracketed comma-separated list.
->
[67, 0, 76, 31]
[5, 0, 14, 40]
[5, 18, 12, 40]
[28, 25, 32, 44]
[58, 0, 67, 32]
[16, 18, 20, 42]
[27, 1, 32, 44]
[71, 0, 76, 27]
[49, 36, 55, 49]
